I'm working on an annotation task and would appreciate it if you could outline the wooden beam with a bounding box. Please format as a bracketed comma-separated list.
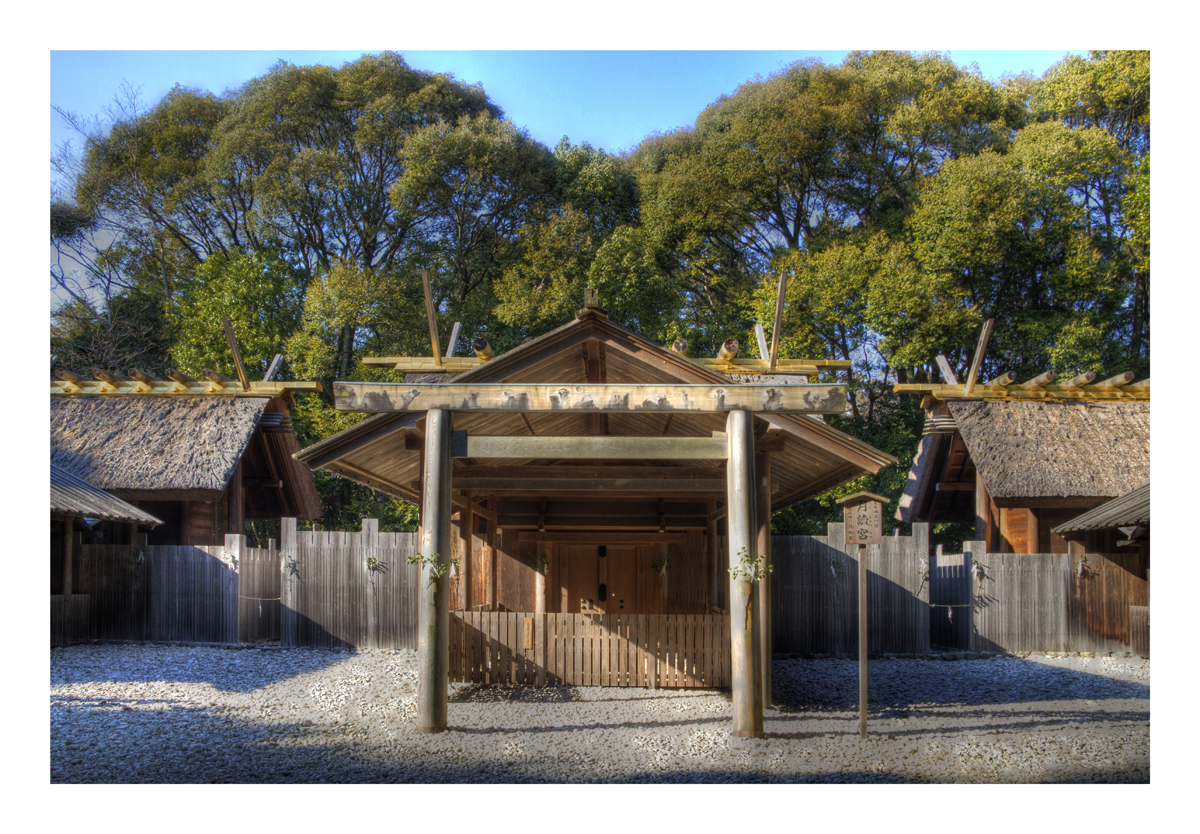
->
[935, 482, 974, 492]
[892, 382, 1148, 402]
[769, 270, 789, 370]
[985, 371, 1017, 387]
[1024, 370, 1056, 388]
[935, 355, 959, 385]
[520, 531, 688, 545]
[1098, 371, 1137, 388]
[718, 338, 740, 363]
[754, 323, 769, 360]
[453, 464, 724, 480]
[451, 476, 727, 493]
[473, 338, 494, 361]
[333, 383, 849, 414]
[52, 380, 322, 398]
[359, 355, 848, 375]
[963, 318, 994, 396]
[670, 338, 689, 356]
[445, 322, 462, 358]
[421, 269, 442, 368]
[222, 317, 252, 390]
[1064, 371, 1098, 388]
[454, 434, 729, 460]
[263, 354, 284, 382]
[203, 368, 236, 388]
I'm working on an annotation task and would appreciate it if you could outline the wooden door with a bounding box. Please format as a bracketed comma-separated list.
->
[566, 545, 600, 614]
[605, 545, 639, 614]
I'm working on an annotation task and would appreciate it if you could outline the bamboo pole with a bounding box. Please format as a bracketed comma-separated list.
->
[727, 409, 763, 738]
[417, 409, 452, 733]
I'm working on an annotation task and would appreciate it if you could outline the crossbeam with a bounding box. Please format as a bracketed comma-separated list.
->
[51, 380, 323, 397]
[452, 433, 729, 460]
[894, 380, 1149, 402]
[361, 355, 850, 375]
[334, 383, 847, 414]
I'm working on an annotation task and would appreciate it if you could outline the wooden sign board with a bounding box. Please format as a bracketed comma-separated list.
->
[523, 616, 534, 650]
[837, 492, 889, 546]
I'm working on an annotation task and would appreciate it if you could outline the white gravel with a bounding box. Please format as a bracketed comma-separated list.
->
[50, 644, 1149, 783]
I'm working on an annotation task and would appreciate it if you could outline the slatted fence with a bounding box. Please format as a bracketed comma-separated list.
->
[280, 519, 420, 650]
[53, 543, 240, 645]
[929, 543, 983, 650]
[449, 612, 731, 688]
[239, 546, 281, 643]
[971, 551, 1149, 654]
[771, 524, 930, 654]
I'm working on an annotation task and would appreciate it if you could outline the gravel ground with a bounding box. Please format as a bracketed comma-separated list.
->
[50, 644, 1149, 783]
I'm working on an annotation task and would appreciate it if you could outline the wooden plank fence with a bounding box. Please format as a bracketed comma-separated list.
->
[970, 550, 1149, 655]
[771, 523, 930, 654]
[239, 546, 281, 643]
[52, 542, 241, 646]
[280, 519, 420, 650]
[449, 612, 731, 688]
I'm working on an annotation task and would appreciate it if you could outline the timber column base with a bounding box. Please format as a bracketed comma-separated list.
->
[731, 729, 765, 739]
[416, 726, 446, 735]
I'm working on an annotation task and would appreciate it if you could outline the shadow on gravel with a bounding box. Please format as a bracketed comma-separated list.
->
[763, 707, 1150, 741]
[769, 658, 1149, 713]
[450, 685, 580, 703]
[50, 644, 368, 693]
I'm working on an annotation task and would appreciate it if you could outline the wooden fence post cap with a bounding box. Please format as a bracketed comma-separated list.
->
[835, 491, 891, 505]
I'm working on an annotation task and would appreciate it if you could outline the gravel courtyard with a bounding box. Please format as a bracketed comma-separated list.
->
[50, 644, 1149, 783]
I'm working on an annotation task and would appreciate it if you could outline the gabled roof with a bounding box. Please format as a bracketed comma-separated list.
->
[1053, 482, 1150, 534]
[51, 463, 163, 526]
[297, 310, 896, 510]
[897, 399, 1150, 522]
[50, 396, 322, 518]
[950, 400, 1149, 500]
[51, 397, 268, 493]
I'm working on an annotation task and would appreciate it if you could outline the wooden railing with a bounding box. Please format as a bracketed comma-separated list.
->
[450, 612, 731, 688]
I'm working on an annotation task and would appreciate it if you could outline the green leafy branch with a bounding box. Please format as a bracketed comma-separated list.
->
[728, 547, 772, 583]
[406, 552, 459, 584]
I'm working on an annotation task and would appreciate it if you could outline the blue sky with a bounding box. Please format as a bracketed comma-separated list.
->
[50, 49, 1081, 169]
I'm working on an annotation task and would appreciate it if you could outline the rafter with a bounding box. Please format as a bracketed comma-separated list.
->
[51, 379, 323, 398]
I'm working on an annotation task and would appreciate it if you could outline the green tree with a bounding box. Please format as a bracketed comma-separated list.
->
[166, 249, 306, 379]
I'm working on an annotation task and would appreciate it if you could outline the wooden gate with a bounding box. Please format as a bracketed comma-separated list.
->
[449, 612, 731, 688]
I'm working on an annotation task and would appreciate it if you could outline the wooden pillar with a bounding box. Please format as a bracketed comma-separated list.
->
[280, 517, 298, 647]
[727, 408, 763, 738]
[460, 490, 474, 611]
[974, 470, 988, 544]
[858, 542, 868, 739]
[417, 408, 453, 734]
[535, 542, 547, 615]
[487, 495, 497, 610]
[706, 495, 718, 612]
[228, 459, 244, 536]
[755, 451, 772, 709]
[61, 521, 75, 598]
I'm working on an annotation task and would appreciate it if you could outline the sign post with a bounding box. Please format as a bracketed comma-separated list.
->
[836, 491, 890, 740]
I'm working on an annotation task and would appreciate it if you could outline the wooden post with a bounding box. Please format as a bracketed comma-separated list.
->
[727, 408, 763, 738]
[61, 522, 75, 599]
[280, 518, 297, 647]
[228, 460, 244, 536]
[706, 495, 718, 612]
[363, 518, 379, 650]
[835, 491, 888, 740]
[224, 533, 244, 644]
[755, 452, 772, 709]
[659, 541, 669, 615]
[858, 543, 867, 739]
[418, 409, 452, 733]
[461, 490, 474, 611]
[535, 542, 547, 615]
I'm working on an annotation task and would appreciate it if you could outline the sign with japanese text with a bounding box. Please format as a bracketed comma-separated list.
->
[843, 497, 884, 545]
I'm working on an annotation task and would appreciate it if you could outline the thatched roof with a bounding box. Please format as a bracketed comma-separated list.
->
[50, 397, 268, 494]
[948, 400, 1150, 500]
[1053, 482, 1150, 533]
[51, 463, 164, 525]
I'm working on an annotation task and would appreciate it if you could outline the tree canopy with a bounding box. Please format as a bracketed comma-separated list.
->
[51, 50, 1150, 537]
